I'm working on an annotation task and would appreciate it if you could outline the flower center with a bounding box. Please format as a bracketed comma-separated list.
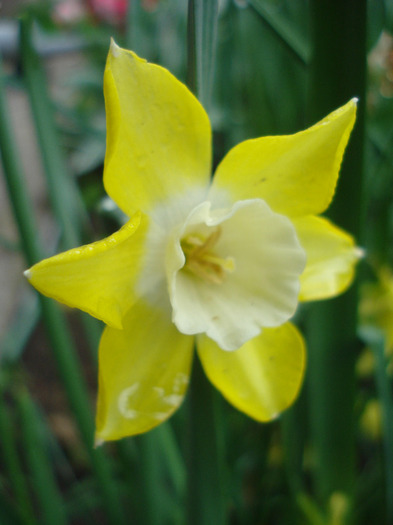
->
[180, 227, 235, 284]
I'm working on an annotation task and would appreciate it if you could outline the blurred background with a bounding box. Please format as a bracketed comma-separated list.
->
[1, 1, 393, 524]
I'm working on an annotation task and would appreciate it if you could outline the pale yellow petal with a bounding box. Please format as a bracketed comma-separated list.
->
[209, 99, 357, 217]
[104, 41, 211, 217]
[294, 215, 362, 301]
[25, 212, 149, 329]
[95, 300, 194, 441]
[197, 323, 305, 421]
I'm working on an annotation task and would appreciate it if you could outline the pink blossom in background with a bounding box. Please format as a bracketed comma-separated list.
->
[87, 0, 128, 25]
[53, 0, 87, 25]
[53, 0, 161, 26]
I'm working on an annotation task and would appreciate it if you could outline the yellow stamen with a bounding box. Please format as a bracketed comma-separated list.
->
[181, 227, 235, 284]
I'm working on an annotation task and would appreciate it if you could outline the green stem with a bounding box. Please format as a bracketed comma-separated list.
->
[187, 356, 226, 525]
[159, 423, 186, 498]
[132, 418, 186, 524]
[186, 2, 225, 522]
[281, 386, 307, 495]
[306, 0, 367, 508]
[135, 430, 165, 525]
[187, 0, 218, 110]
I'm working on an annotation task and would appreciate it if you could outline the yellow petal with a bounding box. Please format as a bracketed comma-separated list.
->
[25, 212, 148, 329]
[95, 300, 193, 441]
[104, 41, 211, 217]
[197, 323, 305, 421]
[209, 99, 357, 217]
[294, 215, 362, 301]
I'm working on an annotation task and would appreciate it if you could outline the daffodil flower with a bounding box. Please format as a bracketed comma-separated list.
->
[25, 42, 361, 442]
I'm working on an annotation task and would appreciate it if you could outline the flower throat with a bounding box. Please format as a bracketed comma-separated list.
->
[180, 227, 235, 284]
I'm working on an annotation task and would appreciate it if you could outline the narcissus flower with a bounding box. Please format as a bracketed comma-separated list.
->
[25, 42, 361, 442]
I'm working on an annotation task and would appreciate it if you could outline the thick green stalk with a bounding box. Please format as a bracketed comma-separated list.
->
[186, 2, 225, 523]
[135, 430, 165, 525]
[281, 387, 307, 494]
[306, 0, 366, 508]
[186, 356, 225, 525]
[0, 55, 127, 525]
[187, 0, 218, 110]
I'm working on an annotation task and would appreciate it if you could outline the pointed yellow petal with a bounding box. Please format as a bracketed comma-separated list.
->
[210, 99, 357, 217]
[197, 323, 305, 421]
[25, 212, 149, 329]
[95, 300, 193, 441]
[104, 41, 211, 217]
[295, 215, 362, 301]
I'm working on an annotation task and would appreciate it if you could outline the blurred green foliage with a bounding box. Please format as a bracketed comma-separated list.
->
[0, 0, 393, 524]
